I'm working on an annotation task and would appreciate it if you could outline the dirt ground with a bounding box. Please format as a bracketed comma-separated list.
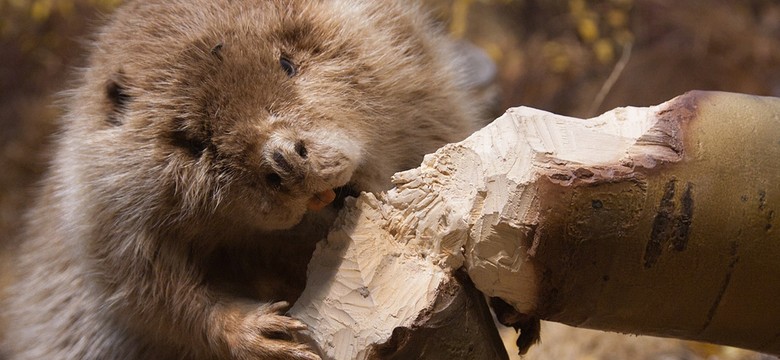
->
[1, 1, 779, 359]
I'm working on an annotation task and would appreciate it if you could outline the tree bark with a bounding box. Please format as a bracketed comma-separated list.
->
[290, 91, 780, 359]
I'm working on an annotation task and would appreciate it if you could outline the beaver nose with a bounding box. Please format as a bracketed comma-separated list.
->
[265, 140, 308, 188]
[272, 150, 294, 174]
[294, 140, 308, 159]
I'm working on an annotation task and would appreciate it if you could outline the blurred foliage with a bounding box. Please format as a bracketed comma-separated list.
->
[449, 0, 633, 66]
[1, 0, 120, 54]
[0, 0, 121, 126]
[432, 0, 780, 117]
[0, 0, 120, 242]
[449, 0, 516, 38]
[569, 0, 633, 64]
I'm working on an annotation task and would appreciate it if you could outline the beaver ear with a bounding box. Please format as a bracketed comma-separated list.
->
[105, 70, 131, 126]
[449, 40, 500, 120]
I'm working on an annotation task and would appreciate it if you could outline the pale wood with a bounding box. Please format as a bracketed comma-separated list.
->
[290, 91, 780, 358]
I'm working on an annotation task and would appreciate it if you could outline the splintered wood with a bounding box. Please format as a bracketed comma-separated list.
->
[290, 91, 780, 359]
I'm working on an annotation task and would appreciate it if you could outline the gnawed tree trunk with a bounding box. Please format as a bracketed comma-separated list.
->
[290, 91, 780, 359]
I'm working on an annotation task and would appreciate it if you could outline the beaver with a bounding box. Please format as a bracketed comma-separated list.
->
[0, 0, 491, 358]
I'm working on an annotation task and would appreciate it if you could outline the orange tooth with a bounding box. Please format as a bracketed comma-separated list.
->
[307, 189, 337, 211]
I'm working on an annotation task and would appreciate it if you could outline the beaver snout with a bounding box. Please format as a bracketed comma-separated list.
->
[262, 135, 358, 195]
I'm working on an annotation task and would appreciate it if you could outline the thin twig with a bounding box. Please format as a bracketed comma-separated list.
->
[588, 42, 633, 117]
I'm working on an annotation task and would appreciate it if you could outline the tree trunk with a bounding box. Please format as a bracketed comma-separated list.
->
[290, 91, 780, 359]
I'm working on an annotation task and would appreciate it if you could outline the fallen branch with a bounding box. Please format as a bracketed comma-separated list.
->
[291, 91, 780, 359]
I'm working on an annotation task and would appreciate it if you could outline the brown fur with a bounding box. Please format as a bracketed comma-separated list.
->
[0, 1, 488, 359]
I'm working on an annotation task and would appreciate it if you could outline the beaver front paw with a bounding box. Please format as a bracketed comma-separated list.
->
[216, 301, 321, 360]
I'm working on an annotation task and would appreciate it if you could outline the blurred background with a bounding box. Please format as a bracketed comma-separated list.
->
[1, 0, 779, 359]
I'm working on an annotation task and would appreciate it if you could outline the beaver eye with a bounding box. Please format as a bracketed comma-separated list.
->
[279, 56, 297, 77]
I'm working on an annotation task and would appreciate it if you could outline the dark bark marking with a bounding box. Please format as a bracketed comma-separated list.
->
[672, 182, 694, 251]
[758, 190, 774, 232]
[591, 199, 603, 209]
[574, 168, 594, 178]
[644, 180, 676, 268]
[644, 180, 694, 268]
[550, 173, 572, 181]
[700, 241, 739, 333]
